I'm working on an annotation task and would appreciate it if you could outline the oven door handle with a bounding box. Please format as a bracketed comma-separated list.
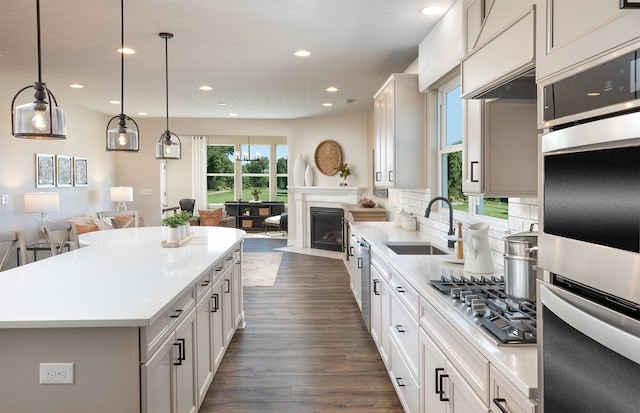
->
[540, 282, 640, 365]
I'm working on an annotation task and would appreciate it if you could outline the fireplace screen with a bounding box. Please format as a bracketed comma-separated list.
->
[310, 207, 344, 252]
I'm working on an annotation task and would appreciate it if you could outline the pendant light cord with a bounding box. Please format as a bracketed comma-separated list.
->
[120, 0, 125, 116]
[165, 35, 169, 131]
[36, 0, 42, 83]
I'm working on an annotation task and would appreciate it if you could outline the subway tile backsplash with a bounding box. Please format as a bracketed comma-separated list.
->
[397, 190, 539, 266]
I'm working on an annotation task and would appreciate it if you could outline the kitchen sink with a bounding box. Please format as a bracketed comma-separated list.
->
[383, 241, 449, 255]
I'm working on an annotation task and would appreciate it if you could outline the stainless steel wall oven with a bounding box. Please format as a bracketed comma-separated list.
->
[538, 48, 640, 412]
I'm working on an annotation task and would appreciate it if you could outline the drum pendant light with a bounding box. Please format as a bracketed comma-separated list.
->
[155, 32, 181, 160]
[11, 0, 66, 140]
[106, 0, 139, 152]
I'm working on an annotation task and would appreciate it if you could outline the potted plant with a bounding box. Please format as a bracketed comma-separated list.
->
[336, 162, 351, 186]
[162, 214, 182, 243]
[251, 188, 260, 201]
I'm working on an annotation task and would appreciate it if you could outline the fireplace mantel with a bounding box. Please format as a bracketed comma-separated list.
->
[289, 186, 367, 248]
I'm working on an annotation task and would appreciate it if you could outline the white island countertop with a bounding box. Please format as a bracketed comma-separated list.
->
[0, 226, 245, 329]
[351, 221, 538, 400]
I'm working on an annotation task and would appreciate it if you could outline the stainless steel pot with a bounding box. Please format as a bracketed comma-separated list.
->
[503, 224, 538, 301]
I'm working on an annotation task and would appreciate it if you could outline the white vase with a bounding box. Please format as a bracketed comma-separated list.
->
[293, 153, 306, 186]
[167, 227, 180, 243]
[304, 164, 314, 186]
[178, 224, 187, 240]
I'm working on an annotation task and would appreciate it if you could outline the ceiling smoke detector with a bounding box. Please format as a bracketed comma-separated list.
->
[345, 98, 356, 104]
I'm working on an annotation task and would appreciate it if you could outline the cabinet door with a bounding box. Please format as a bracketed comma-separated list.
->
[174, 308, 197, 413]
[222, 265, 235, 346]
[370, 264, 383, 346]
[141, 332, 175, 413]
[374, 96, 384, 185]
[489, 365, 537, 413]
[379, 274, 392, 367]
[462, 99, 483, 195]
[211, 275, 226, 372]
[447, 361, 489, 413]
[195, 291, 214, 407]
[420, 329, 449, 413]
[232, 247, 243, 329]
[384, 84, 396, 186]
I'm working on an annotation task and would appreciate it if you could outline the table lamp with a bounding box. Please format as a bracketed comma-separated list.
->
[110, 186, 133, 211]
[24, 192, 59, 232]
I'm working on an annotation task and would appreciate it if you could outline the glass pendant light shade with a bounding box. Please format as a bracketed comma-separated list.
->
[155, 32, 182, 160]
[106, 114, 139, 151]
[11, 1, 66, 140]
[155, 131, 182, 159]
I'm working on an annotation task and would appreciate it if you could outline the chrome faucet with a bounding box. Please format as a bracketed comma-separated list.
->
[425, 196, 455, 249]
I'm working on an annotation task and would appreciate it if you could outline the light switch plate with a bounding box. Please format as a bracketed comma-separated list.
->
[1, 195, 7, 205]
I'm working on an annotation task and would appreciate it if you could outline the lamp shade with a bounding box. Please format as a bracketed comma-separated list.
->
[110, 186, 133, 202]
[24, 192, 59, 213]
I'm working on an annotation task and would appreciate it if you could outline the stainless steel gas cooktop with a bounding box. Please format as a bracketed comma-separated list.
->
[430, 275, 537, 346]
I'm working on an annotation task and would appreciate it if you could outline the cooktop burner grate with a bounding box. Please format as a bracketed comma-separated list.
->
[430, 275, 537, 345]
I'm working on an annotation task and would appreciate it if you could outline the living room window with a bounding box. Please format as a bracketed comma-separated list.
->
[206, 143, 288, 204]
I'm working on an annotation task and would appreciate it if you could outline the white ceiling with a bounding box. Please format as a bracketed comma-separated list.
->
[0, 0, 455, 120]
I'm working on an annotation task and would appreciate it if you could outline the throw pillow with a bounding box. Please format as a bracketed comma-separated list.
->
[199, 209, 222, 226]
[75, 223, 100, 234]
[111, 216, 133, 229]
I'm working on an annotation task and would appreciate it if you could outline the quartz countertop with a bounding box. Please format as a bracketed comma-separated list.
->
[0, 226, 244, 329]
[351, 221, 538, 399]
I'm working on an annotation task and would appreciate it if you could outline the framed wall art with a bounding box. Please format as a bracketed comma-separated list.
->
[56, 155, 73, 187]
[35, 153, 55, 188]
[73, 157, 88, 186]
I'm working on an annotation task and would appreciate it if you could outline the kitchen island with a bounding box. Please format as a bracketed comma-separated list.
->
[0, 226, 245, 413]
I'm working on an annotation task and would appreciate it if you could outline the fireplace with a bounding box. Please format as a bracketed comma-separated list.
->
[310, 207, 344, 251]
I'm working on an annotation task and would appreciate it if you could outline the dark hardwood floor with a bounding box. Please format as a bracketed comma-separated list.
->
[200, 238, 403, 412]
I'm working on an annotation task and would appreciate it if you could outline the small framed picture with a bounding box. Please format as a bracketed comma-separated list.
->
[35, 153, 55, 188]
[56, 155, 73, 187]
[620, 0, 640, 8]
[74, 157, 88, 186]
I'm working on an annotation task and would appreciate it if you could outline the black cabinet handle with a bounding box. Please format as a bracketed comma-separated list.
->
[395, 377, 405, 387]
[395, 325, 406, 333]
[470, 161, 479, 182]
[375, 171, 382, 182]
[388, 170, 394, 182]
[216, 266, 223, 272]
[435, 367, 444, 394]
[350, 246, 354, 257]
[169, 309, 183, 318]
[226, 256, 233, 261]
[173, 338, 185, 365]
[200, 279, 210, 286]
[438, 372, 449, 402]
[493, 398, 508, 413]
[396, 286, 406, 293]
[373, 279, 380, 295]
[211, 293, 219, 312]
[225, 279, 230, 293]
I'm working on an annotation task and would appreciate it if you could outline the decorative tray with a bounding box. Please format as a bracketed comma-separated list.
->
[314, 139, 342, 176]
[161, 233, 195, 248]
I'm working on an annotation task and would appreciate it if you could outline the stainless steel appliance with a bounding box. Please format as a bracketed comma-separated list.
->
[430, 275, 536, 346]
[359, 239, 371, 332]
[538, 48, 640, 412]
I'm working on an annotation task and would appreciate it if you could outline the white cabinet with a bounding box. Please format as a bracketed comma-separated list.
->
[373, 73, 425, 189]
[222, 262, 235, 346]
[462, 99, 538, 197]
[371, 249, 392, 368]
[231, 246, 243, 329]
[420, 328, 449, 413]
[210, 274, 226, 371]
[195, 275, 214, 407]
[141, 307, 198, 413]
[489, 365, 537, 413]
[536, 0, 640, 82]
[348, 230, 362, 310]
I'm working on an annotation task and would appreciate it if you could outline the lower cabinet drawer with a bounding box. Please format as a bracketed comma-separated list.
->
[390, 295, 419, 377]
[140, 290, 195, 361]
[490, 365, 537, 413]
[390, 337, 420, 413]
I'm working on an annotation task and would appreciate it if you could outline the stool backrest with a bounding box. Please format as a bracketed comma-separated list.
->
[0, 231, 27, 270]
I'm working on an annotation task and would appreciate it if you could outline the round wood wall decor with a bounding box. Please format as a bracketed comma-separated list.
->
[314, 140, 342, 176]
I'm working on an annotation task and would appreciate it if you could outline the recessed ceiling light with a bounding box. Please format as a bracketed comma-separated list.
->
[218, 102, 227, 106]
[69, 84, 83, 89]
[326, 87, 338, 92]
[294, 50, 311, 57]
[199, 86, 213, 91]
[109, 100, 120, 104]
[117, 47, 135, 54]
[420, 6, 446, 15]
[322, 103, 333, 107]
[137, 112, 147, 116]
[229, 113, 238, 117]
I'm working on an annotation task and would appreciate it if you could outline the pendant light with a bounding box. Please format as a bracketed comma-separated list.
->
[10, 0, 66, 140]
[235, 136, 261, 162]
[106, 0, 139, 152]
[155, 32, 181, 160]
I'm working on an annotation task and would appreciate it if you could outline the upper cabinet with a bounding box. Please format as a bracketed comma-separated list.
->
[536, 0, 640, 83]
[461, 0, 536, 98]
[373, 74, 426, 189]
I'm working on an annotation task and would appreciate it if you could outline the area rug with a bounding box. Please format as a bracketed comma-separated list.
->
[243, 252, 283, 287]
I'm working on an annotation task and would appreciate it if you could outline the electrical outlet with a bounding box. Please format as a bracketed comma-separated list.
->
[39, 363, 74, 384]
[1, 195, 7, 205]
